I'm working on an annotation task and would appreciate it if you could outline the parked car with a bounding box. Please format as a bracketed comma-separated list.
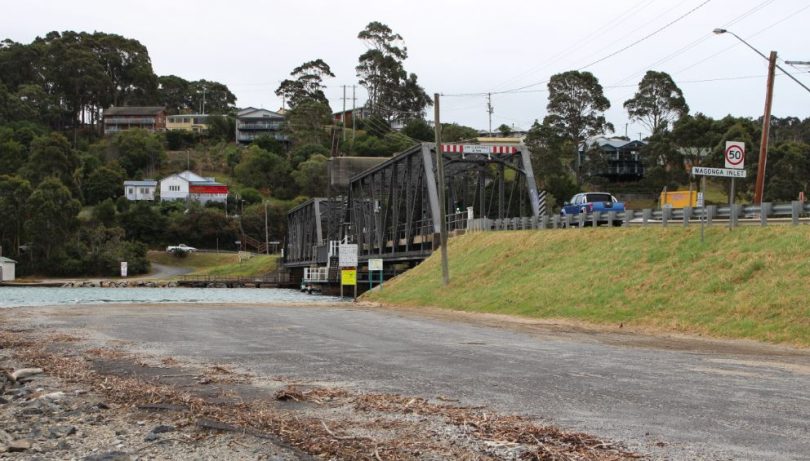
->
[166, 244, 197, 253]
[561, 192, 625, 226]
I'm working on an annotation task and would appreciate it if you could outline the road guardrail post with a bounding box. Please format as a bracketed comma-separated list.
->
[792, 201, 801, 225]
[564, 214, 572, 228]
[592, 211, 600, 227]
[731, 204, 741, 228]
[607, 211, 615, 226]
[760, 203, 772, 226]
[642, 209, 651, 226]
[707, 206, 716, 226]
[577, 213, 585, 228]
[623, 210, 633, 227]
[552, 215, 560, 229]
[662, 207, 671, 227]
[683, 207, 692, 227]
[541, 215, 549, 229]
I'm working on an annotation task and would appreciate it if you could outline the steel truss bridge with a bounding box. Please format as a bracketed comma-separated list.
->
[285, 142, 539, 271]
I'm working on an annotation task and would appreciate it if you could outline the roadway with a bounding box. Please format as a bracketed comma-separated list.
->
[17, 302, 810, 460]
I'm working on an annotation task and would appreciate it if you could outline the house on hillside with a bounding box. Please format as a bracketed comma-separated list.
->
[0, 256, 17, 282]
[166, 114, 210, 133]
[235, 107, 286, 144]
[124, 180, 158, 201]
[103, 106, 167, 135]
[333, 107, 371, 128]
[160, 170, 228, 204]
[579, 136, 646, 182]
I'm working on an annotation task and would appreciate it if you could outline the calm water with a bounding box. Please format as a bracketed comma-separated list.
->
[0, 287, 338, 308]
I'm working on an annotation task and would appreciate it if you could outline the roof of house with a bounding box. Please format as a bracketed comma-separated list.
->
[237, 107, 284, 119]
[104, 106, 166, 116]
[580, 136, 646, 152]
[162, 171, 222, 184]
[0, 256, 17, 264]
[124, 180, 158, 186]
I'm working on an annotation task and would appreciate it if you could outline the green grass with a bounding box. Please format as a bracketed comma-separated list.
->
[148, 251, 279, 277]
[365, 227, 810, 347]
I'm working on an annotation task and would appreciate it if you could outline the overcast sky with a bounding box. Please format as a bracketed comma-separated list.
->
[4, 0, 810, 138]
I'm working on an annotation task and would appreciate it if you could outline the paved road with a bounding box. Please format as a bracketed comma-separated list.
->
[26, 303, 810, 460]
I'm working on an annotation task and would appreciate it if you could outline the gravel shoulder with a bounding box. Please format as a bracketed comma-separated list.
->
[0, 307, 638, 460]
[2, 301, 809, 460]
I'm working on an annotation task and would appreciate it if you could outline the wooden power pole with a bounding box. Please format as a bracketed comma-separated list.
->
[434, 93, 449, 286]
[754, 51, 777, 205]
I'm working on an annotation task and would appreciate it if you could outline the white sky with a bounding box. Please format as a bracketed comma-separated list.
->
[4, 0, 810, 138]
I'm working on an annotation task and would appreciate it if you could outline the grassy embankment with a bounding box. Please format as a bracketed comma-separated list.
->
[148, 251, 279, 277]
[365, 227, 810, 347]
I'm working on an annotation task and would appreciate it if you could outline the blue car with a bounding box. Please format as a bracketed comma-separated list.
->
[561, 192, 625, 226]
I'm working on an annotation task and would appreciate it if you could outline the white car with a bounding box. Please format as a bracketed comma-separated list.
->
[166, 244, 197, 253]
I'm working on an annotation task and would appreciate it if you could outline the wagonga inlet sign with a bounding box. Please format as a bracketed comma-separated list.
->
[692, 167, 747, 178]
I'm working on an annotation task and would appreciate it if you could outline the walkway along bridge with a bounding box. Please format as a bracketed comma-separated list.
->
[284, 142, 540, 288]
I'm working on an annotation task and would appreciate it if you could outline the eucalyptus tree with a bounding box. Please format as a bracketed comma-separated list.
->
[543, 70, 613, 183]
[624, 70, 688, 135]
[356, 22, 431, 122]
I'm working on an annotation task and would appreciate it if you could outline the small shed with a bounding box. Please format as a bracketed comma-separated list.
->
[0, 256, 17, 281]
[124, 179, 158, 201]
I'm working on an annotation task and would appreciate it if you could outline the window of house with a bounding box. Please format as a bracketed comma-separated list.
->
[128, 188, 134, 195]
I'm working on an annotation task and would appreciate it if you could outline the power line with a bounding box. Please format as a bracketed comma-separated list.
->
[485, 0, 658, 93]
[444, 0, 713, 97]
[672, 3, 810, 76]
[612, 0, 778, 86]
[575, 0, 713, 73]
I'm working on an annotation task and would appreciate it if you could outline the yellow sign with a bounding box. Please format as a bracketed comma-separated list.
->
[660, 191, 697, 208]
[341, 269, 357, 286]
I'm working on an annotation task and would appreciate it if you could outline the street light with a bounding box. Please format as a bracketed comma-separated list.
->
[713, 29, 810, 94]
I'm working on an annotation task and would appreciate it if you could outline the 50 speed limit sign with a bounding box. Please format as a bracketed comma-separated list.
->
[724, 141, 745, 169]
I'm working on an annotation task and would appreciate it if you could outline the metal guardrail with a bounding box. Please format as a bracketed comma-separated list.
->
[468, 201, 810, 231]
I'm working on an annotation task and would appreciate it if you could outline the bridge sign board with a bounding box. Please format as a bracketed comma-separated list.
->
[368, 258, 383, 271]
[341, 269, 357, 286]
[441, 144, 518, 154]
[692, 167, 747, 178]
[724, 141, 745, 169]
[338, 244, 358, 267]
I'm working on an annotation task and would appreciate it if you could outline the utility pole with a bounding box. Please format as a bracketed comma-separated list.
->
[486, 93, 493, 137]
[351, 85, 356, 152]
[201, 87, 206, 114]
[434, 93, 449, 286]
[342, 85, 347, 142]
[754, 51, 777, 205]
[264, 201, 269, 255]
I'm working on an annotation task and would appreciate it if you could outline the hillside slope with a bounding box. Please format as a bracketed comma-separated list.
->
[365, 227, 810, 346]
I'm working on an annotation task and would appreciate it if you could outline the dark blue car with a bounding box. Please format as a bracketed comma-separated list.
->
[561, 192, 625, 226]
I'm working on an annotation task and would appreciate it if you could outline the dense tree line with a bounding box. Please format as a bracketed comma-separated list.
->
[523, 69, 810, 209]
[0, 31, 236, 139]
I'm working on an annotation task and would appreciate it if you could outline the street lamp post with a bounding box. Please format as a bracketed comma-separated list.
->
[714, 28, 810, 204]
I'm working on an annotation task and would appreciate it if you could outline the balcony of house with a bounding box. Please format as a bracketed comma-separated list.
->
[604, 161, 644, 176]
[236, 121, 284, 131]
[237, 132, 289, 143]
[104, 117, 157, 125]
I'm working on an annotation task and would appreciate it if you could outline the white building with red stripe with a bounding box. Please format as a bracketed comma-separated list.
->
[160, 170, 229, 204]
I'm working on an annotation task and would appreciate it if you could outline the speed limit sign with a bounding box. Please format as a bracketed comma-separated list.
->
[724, 141, 745, 169]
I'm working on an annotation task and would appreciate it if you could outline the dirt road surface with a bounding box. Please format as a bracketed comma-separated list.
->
[5, 302, 810, 460]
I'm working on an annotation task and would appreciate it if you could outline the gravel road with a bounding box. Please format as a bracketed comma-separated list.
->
[14, 302, 810, 460]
